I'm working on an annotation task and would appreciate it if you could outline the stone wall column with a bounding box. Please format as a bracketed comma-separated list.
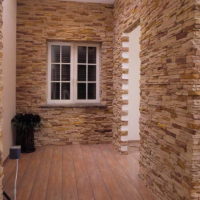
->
[0, 0, 3, 198]
[114, 0, 200, 199]
[119, 34, 130, 153]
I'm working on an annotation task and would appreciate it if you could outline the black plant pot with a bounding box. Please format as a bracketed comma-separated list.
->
[15, 128, 23, 146]
[16, 129, 35, 153]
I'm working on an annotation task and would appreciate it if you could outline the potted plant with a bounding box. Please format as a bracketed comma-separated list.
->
[11, 113, 41, 153]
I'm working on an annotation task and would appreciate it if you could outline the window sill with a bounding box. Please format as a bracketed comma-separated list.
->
[40, 103, 107, 108]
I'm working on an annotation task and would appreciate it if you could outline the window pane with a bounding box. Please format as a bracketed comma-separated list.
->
[78, 83, 86, 99]
[88, 83, 96, 99]
[62, 65, 70, 81]
[61, 83, 70, 99]
[88, 47, 96, 64]
[51, 45, 60, 63]
[78, 65, 86, 81]
[51, 83, 60, 100]
[78, 46, 86, 63]
[51, 64, 60, 81]
[88, 65, 96, 81]
[62, 46, 70, 63]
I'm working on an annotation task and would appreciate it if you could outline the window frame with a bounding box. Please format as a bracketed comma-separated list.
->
[47, 42, 100, 105]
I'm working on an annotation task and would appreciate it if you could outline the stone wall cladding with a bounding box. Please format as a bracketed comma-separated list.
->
[119, 34, 129, 153]
[113, 0, 140, 151]
[0, 0, 2, 198]
[17, 0, 114, 145]
[191, 1, 200, 199]
[114, 0, 199, 199]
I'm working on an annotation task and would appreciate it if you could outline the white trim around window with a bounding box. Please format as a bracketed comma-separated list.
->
[47, 42, 100, 105]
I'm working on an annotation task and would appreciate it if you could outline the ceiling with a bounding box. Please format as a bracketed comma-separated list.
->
[62, 0, 115, 4]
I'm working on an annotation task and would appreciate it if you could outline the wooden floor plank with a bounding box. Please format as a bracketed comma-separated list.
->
[16, 148, 43, 200]
[45, 146, 62, 200]
[29, 147, 53, 200]
[71, 145, 94, 200]
[81, 145, 111, 200]
[3, 144, 155, 200]
[91, 145, 125, 200]
[3, 159, 15, 184]
[3, 159, 17, 197]
[3, 152, 33, 198]
[99, 144, 142, 200]
[108, 145, 155, 200]
[62, 145, 78, 200]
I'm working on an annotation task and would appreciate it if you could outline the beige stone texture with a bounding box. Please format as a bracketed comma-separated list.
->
[16, 0, 114, 146]
[16, 0, 200, 199]
[113, 0, 200, 199]
[0, 0, 3, 198]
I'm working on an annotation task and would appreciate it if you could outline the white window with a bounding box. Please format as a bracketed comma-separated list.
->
[48, 42, 100, 104]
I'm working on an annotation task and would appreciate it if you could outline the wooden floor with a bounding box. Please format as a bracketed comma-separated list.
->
[3, 144, 155, 200]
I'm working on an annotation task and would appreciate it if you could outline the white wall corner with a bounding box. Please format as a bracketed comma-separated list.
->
[121, 136, 128, 142]
[121, 125, 128, 131]
[122, 63, 128, 69]
[120, 145, 128, 152]
[2, 0, 16, 160]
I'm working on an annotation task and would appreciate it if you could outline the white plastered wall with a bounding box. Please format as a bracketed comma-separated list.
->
[128, 26, 141, 141]
[120, 26, 141, 152]
[2, 0, 16, 160]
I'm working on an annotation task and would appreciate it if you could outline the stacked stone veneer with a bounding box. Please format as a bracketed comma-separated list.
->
[113, 0, 140, 151]
[113, 0, 200, 199]
[0, 0, 2, 198]
[118, 33, 130, 153]
[16, 0, 114, 145]
[16, 0, 200, 199]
